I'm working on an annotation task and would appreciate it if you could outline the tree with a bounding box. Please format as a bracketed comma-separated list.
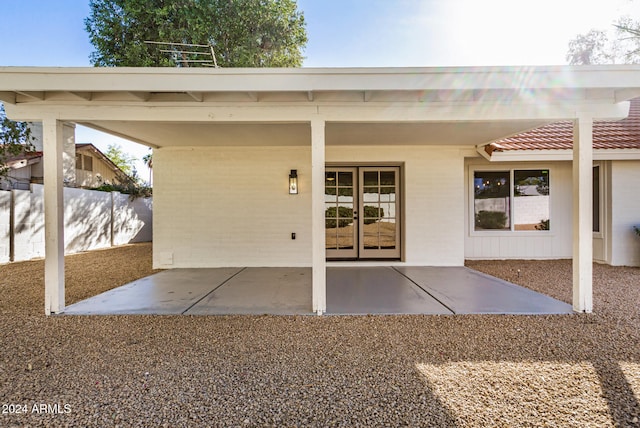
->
[567, 17, 640, 65]
[105, 143, 137, 177]
[0, 103, 35, 178]
[85, 0, 307, 67]
[142, 151, 153, 186]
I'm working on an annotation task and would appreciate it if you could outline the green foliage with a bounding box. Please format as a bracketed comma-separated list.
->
[475, 210, 507, 230]
[85, 0, 307, 67]
[535, 219, 550, 231]
[105, 144, 137, 177]
[325, 206, 353, 228]
[325, 205, 385, 228]
[0, 103, 35, 178]
[362, 205, 384, 225]
[91, 181, 152, 200]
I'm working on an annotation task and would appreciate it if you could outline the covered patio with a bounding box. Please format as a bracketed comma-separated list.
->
[3, 66, 640, 316]
[62, 266, 571, 315]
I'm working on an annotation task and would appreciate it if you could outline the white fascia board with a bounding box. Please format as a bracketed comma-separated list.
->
[2, 65, 640, 93]
[489, 148, 640, 162]
[5, 101, 629, 124]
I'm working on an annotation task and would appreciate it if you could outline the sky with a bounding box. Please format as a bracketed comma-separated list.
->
[1, 0, 639, 178]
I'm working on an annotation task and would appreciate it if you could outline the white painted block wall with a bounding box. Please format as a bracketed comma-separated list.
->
[113, 193, 152, 245]
[3, 184, 152, 263]
[153, 145, 466, 268]
[13, 185, 45, 261]
[0, 191, 10, 263]
[153, 146, 312, 268]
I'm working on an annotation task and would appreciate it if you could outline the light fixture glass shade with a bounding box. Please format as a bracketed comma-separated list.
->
[289, 169, 298, 194]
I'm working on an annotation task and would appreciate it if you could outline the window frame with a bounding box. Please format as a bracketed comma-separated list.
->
[469, 166, 552, 236]
[83, 154, 93, 172]
[592, 163, 604, 238]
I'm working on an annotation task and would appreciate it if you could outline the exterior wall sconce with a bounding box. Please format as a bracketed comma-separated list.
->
[289, 169, 298, 194]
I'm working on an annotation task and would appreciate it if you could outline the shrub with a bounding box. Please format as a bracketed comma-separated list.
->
[325, 206, 353, 228]
[475, 210, 507, 229]
[363, 205, 384, 225]
[634, 226, 640, 237]
[535, 219, 550, 230]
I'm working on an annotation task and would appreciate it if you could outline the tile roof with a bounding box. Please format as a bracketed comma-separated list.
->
[487, 97, 640, 154]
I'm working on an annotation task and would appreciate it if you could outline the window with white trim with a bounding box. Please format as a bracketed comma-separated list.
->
[473, 169, 550, 232]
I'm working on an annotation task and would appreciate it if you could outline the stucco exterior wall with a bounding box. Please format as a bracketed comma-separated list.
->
[609, 160, 640, 266]
[464, 159, 573, 259]
[153, 146, 312, 268]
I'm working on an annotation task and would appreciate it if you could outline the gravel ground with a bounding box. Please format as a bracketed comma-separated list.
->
[0, 245, 638, 427]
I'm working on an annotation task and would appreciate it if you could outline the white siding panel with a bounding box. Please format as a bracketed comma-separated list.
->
[609, 160, 640, 266]
[465, 160, 573, 260]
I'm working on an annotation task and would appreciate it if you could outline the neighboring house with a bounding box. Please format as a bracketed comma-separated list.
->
[1, 121, 129, 190]
[74, 143, 130, 188]
[2, 66, 640, 315]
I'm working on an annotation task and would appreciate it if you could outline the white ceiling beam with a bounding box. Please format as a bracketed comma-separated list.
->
[68, 91, 92, 101]
[615, 88, 640, 103]
[16, 91, 45, 101]
[186, 91, 203, 102]
[126, 91, 151, 101]
[0, 91, 16, 104]
[78, 122, 161, 148]
[4, 100, 629, 123]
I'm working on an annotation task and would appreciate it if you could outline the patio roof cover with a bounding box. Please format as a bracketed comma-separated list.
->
[2, 65, 640, 316]
[1, 65, 639, 148]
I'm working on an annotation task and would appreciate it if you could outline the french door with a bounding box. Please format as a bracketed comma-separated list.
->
[325, 166, 400, 259]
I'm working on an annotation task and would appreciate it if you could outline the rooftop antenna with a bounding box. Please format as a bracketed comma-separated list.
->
[144, 41, 219, 67]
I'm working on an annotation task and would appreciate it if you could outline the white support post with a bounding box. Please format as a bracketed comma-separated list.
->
[42, 117, 65, 315]
[311, 118, 326, 315]
[572, 114, 593, 313]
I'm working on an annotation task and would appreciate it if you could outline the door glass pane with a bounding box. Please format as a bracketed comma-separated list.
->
[513, 169, 549, 231]
[474, 171, 510, 230]
[337, 172, 353, 186]
[325, 186, 336, 197]
[379, 219, 396, 249]
[363, 171, 378, 186]
[380, 171, 395, 185]
[363, 188, 378, 202]
[363, 221, 379, 249]
[325, 172, 336, 186]
[338, 186, 353, 197]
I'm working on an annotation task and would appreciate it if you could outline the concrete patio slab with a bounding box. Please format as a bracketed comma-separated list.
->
[186, 267, 312, 315]
[63, 266, 572, 316]
[63, 268, 242, 315]
[394, 266, 573, 314]
[326, 267, 453, 315]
